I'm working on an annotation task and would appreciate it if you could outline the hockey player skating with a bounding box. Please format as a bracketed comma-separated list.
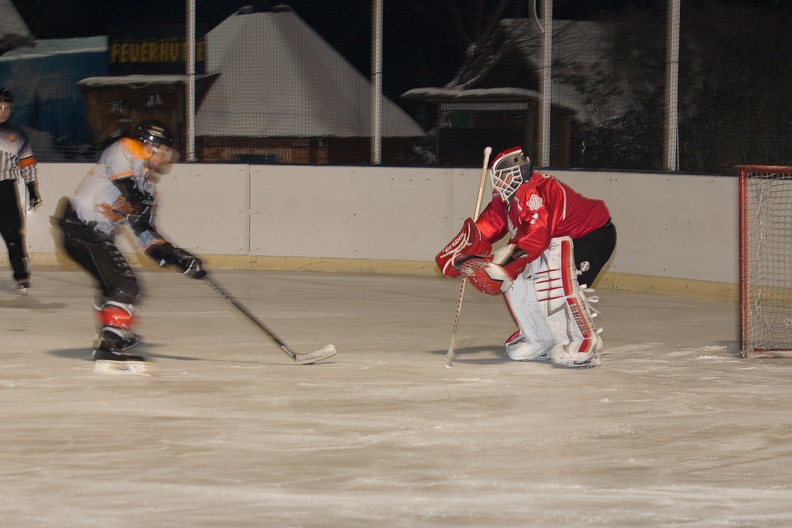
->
[0, 88, 43, 294]
[436, 146, 616, 367]
[54, 120, 206, 375]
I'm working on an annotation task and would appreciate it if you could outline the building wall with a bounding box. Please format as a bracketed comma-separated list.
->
[0, 37, 108, 150]
[22, 163, 738, 299]
[196, 137, 419, 165]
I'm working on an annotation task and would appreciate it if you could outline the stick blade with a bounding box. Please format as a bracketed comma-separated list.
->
[295, 344, 337, 365]
[444, 348, 455, 369]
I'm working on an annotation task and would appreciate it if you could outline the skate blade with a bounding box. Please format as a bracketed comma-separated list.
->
[93, 359, 152, 377]
[529, 354, 552, 362]
[295, 344, 337, 365]
[557, 355, 601, 369]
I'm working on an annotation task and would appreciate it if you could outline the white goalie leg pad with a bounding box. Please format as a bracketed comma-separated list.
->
[525, 243, 572, 359]
[503, 273, 555, 361]
[547, 237, 603, 368]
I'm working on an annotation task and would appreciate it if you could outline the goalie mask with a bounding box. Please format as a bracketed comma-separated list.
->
[491, 146, 532, 202]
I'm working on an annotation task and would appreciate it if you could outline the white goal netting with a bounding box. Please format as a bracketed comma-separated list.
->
[738, 165, 792, 357]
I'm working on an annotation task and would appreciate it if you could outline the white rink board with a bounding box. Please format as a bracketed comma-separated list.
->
[249, 165, 451, 260]
[156, 164, 250, 255]
[26, 163, 250, 257]
[554, 169, 738, 284]
[28, 163, 737, 284]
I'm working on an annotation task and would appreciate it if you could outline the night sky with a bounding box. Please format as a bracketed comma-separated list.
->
[12, 0, 784, 41]
[7, 0, 665, 100]
[9, 0, 787, 102]
[14, 1, 664, 39]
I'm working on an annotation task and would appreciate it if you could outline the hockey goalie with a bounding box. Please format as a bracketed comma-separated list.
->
[436, 146, 617, 367]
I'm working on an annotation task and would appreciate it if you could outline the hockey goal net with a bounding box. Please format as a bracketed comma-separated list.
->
[738, 165, 792, 357]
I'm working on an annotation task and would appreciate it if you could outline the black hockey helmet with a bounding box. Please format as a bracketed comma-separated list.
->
[490, 146, 532, 202]
[131, 119, 174, 149]
[0, 88, 14, 104]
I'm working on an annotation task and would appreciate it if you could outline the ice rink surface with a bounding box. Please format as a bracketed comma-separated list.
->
[2, 268, 791, 527]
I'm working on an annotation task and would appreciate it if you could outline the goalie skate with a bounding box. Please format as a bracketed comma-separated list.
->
[504, 331, 552, 361]
[552, 342, 603, 369]
[552, 320, 603, 368]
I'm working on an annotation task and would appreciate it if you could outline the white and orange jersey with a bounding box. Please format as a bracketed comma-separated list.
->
[0, 122, 37, 183]
[68, 138, 166, 252]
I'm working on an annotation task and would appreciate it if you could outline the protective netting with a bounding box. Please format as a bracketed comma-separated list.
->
[1, 0, 790, 171]
[739, 166, 792, 357]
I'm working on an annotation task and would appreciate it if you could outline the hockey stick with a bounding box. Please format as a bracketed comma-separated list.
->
[202, 275, 337, 365]
[445, 146, 492, 368]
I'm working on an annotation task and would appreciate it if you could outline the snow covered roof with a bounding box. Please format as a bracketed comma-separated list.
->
[403, 19, 624, 124]
[0, 0, 34, 55]
[195, 6, 424, 138]
[401, 87, 580, 115]
[0, 36, 106, 61]
[78, 74, 217, 89]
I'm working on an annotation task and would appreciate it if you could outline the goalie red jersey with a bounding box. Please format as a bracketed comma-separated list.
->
[476, 169, 611, 277]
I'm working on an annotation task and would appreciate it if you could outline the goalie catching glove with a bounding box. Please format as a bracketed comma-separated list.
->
[145, 242, 207, 279]
[435, 217, 492, 278]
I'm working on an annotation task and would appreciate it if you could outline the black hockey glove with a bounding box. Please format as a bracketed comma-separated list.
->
[112, 177, 155, 234]
[145, 242, 207, 279]
[26, 181, 42, 211]
[169, 248, 207, 279]
[126, 193, 155, 234]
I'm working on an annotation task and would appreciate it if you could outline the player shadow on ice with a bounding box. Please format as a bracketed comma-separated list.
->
[429, 346, 512, 365]
[48, 342, 270, 365]
[0, 295, 66, 311]
[48, 341, 203, 363]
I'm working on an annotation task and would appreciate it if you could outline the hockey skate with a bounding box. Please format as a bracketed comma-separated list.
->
[92, 330, 149, 376]
[552, 332, 603, 369]
[504, 331, 552, 361]
[17, 279, 30, 295]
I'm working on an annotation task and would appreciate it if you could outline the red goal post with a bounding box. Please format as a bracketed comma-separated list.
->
[737, 165, 792, 357]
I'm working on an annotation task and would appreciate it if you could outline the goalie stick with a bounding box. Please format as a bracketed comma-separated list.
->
[445, 146, 492, 368]
[203, 275, 337, 365]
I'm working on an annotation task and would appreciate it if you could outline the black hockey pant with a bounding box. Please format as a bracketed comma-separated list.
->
[57, 204, 141, 307]
[0, 179, 30, 281]
[572, 219, 617, 288]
